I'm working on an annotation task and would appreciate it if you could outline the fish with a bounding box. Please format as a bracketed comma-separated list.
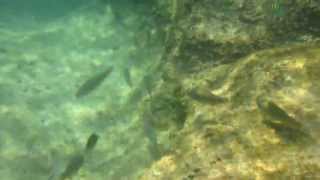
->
[123, 67, 132, 87]
[47, 150, 65, 180]
[256, 96, 301, 130]
[256, 96, 313, 143]
[143, 119, 157, 147]
[188, 87, 226, 105]
[110, 6, 127, 29]
[59, 154, 85, 180]
[127, 87, 145, 104]
[76, 66, 113, 98]
[143, 74, 154, 97]
[85, 133, 99, 153]
[58, 133, 99, 180]
[143, 119, 161, 160]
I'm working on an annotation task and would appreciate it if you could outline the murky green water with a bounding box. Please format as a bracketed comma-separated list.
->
[0, 1, 163, 179]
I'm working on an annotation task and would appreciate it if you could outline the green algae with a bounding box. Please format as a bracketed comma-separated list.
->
[147, 83, 187, 130]
[141, 43, 320, 179]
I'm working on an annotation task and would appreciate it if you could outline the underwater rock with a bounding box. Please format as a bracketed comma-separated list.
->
[155, 0, 320, 78]
[75, 66, 113, 98]
[141, 42, 320, 179]
[148, 88, 187, 130]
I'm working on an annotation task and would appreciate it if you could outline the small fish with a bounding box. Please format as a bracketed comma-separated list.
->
[47, 150, 65, 180]
[127, 87, 145, 104]
[58, 133, 99, 180]
[85, 133, 99, 153]
[111, 45, 120, 51]
[143, 119, 161, 160]
[143, 119, 157, 147]
[256, 96, 313, 143]
[112, 10, 127, 28]
[256, 96, 301, 129]
[188, 87, 226, 105]
[143, 74, 154, 97]
[59, 154, 84, 180]
[123, 67, 132, 87]
[76, 66, 113, 98]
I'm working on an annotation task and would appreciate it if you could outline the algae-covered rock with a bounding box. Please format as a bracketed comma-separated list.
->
[140, 43, 320, 179]
[154, 0, 320, 77]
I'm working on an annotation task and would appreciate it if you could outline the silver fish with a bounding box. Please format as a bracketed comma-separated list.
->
[56, 133, 100, 180]
[59, 154, 84, 180]
[76, 66, 113, 98]
[188, 87, 226, 105]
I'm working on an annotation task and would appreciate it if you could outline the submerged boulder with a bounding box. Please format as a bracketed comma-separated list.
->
[140, 43, 320, 179]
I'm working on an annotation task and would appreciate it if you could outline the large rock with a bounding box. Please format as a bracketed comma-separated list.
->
[153, 0, 320, 75]
[140, 43, 320, 179]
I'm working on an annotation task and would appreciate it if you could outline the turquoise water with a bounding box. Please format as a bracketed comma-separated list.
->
[0, 1, 162, 179]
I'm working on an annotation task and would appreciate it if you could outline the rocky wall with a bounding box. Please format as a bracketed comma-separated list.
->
[137, 0, 320, 179]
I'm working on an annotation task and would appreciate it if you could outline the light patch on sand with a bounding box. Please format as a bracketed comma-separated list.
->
[65, 103, 97, 125]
